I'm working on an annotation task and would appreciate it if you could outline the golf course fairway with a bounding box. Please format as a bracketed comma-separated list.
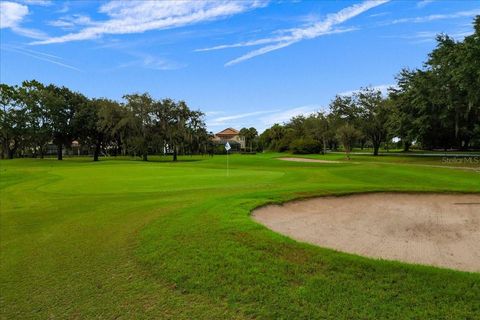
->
[1, 154, 479, 319]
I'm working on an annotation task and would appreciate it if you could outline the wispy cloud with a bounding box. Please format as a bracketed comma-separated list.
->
[31, 0, 267, 45]
[20, 0, 52, 5]
[196, 27, 354, 53]
[369, 11, 390, 18]
[208, 110, 277, 126]
[205, 111, 224, 116]
[48, 14, 95, 29]
[260, 105, 324, 126]
[196, 0, 389, 66]
[417, 0, 435, 9]
[207, 105, 328, 131]
[391, 29, 474, 44]
[56, 1, 70, 14]
[391, 9, 480, 24]
[117, 53, 186, 71]
[1, 45, 82, 72]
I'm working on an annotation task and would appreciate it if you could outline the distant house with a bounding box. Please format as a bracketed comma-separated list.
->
[46, 140, 82, 156]
[212, 128, 246, 149]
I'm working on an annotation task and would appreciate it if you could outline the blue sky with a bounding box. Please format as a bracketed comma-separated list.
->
[1, 0, 479, 133]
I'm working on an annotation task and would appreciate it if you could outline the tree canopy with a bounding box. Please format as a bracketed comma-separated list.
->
[0, 83, 210, 161]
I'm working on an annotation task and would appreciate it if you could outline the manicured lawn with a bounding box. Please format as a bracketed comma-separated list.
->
[1, 154, 479, 319]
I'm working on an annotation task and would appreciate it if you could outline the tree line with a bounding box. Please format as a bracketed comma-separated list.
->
[259, 16, 480, 156]
[0, 81, 210, 161]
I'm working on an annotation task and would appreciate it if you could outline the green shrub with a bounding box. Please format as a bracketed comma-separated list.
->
[289, 137, 321, 154]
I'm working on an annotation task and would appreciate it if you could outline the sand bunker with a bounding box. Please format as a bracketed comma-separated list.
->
[253, 193, 480, 272]
[278, 157, 342, 164]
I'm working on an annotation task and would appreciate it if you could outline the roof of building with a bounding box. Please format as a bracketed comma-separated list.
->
[216, 127, 239, 135]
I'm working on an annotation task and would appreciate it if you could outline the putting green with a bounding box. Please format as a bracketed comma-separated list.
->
[1, 154, 479, 319]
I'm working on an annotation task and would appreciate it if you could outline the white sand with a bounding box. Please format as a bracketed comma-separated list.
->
[277, 157, 343, 163]
[253, 193, 480, 272]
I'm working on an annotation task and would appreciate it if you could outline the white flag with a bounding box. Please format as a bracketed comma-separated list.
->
[225, 142, 231, 151]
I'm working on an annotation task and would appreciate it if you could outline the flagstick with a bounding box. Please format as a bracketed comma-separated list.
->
[225, 142, 231, 177]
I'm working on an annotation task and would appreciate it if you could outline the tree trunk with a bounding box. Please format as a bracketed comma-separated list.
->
[173, 146, 178, 162]
[463, 138, 470, 151]
[8, 141, 19, 159]
[373, 143, 380, 156]
[57, 143, 63, 160]
[142, 152, 148, 161]
[93, 142, 101, 161]
[403, 141, 411, 152]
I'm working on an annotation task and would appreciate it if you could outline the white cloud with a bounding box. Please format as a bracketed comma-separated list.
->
[197, 27, 354, 53]
[117, 53, 186, 71]
[20, 0, 52, 6]
[225, 41, 297, 66]
[208, 110, 277, 126]
[0, 1, 29, 29]
[0, 1, 47, 39]
[31, 0, 267, 45]
[417, 0, 434, 8]
[260, 105, 324, 126]
[196, 0, 389, 66]
[391, 9, 480, 24]
[56, 2, 70, 14]
[48, 14, 95, 29]
[369, 12, 389, 18]
[141, 55, 185, 70]
[205, 111, 224, 116]
[8, 26, 46, 39]
[207, 105, 328, 131]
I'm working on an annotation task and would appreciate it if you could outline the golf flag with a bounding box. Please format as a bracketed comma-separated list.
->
[225, 142, 231, 151]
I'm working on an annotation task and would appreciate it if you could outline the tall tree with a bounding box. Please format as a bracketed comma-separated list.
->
[0, 84, 27, 159]
[329, 95, 366, 149]
[74, 98, 122, 161]
[123, 93, 154, 161]
[0, 84, 16, 159]
[44, 85, 85, 160]
[356, 87, 390, 156]
[96, 99, 127, 156]
[168, 101, 191, 162]
[19, 80, 50, 158]
[304, 113, 329, 154]
[240, 127, 258, 152]
[336, 124, 360, 160]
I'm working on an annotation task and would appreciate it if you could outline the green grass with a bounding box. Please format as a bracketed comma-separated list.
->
[1, 154, 479, 319]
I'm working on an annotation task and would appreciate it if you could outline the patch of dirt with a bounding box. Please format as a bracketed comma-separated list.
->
[252, 193, 480, 272]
